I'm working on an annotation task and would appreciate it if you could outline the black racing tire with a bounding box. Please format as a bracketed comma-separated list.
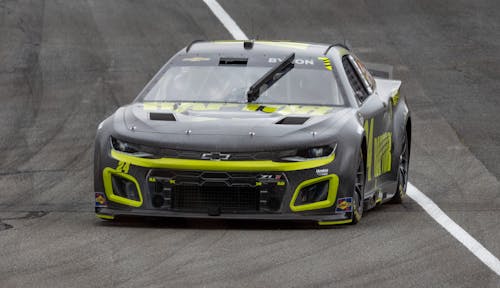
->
[351, 150, 366, 224]
[391, 129, 410, 204]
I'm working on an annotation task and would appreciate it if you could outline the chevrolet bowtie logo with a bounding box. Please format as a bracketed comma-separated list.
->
[201, 152, 231, 161]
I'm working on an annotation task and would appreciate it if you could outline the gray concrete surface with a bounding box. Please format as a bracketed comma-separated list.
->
[0, 0, 499, 287]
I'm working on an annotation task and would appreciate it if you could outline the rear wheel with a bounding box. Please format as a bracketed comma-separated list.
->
[351, 150, 365, 224]
[391, 131, 409, 203]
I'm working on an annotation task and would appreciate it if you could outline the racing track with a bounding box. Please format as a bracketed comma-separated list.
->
[0, 0, 499, 287]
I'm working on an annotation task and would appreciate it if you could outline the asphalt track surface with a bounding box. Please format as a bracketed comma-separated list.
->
[0, 0, 499, 287]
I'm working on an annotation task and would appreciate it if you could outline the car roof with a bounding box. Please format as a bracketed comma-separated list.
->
[182, 40, 349, 58]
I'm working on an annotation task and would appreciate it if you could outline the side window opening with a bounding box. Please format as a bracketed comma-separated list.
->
[351, 55, 375, 94]
[342, 55, 368, 102]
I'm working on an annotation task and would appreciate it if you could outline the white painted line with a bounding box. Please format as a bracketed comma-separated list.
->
[203, 0, 248, 40]
[407, 183, 500, 276]
[204, 0, 500, 277]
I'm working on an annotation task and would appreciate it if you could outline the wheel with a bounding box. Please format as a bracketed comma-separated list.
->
[391, 130, 410, 203]
[351, 150, 365, 224]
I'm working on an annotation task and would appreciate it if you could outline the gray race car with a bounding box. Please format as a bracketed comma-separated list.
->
[94, 40, 411, 225]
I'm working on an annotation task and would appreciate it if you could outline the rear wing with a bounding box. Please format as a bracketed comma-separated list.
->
[365, 62, 393, 79]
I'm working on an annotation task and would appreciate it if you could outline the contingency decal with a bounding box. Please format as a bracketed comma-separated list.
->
[316, 168, 329, 176]
[95, 192, 108, 208]
[335, 197, 353, 213]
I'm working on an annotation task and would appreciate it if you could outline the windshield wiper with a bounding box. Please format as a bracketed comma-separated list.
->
[247, 53, 295, 102]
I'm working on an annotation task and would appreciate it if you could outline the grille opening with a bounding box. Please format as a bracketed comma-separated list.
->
[111, 175, 140, 201]
[171, 185, 259, 213]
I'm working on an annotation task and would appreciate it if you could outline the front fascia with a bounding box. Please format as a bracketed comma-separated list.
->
[110, 150, 335, 172]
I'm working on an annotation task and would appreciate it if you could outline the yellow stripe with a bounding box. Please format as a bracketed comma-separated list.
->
[318, 219, 353, 225]
[111, 150, 335, 172]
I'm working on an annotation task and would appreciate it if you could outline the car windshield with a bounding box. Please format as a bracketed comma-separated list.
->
[141, 65, 344, 106]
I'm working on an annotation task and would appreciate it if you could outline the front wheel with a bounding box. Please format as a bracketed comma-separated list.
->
[391, 130, 410, 203]
[351, 150, 365, 224]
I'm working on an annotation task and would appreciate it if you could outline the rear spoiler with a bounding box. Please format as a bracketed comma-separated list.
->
[365, 62, 393, 79]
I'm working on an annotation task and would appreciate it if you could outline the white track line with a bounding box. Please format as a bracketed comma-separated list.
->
[203, 0, 500, 276]
[407, 184, 500, 275]
[203, 0, 248, 40]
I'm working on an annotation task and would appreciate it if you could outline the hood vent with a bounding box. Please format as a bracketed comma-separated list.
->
[276, 117, 309, 125]
[150, 112, 176, 121]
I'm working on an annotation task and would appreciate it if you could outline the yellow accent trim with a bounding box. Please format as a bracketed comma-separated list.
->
[111, 150, 335, 172]
[289, 175, 339, 212]
[373, 132, 392, 177]
[103, 167, 143, 207]
[391, 91, 400, 106]
[317, 57, 333, 71]
[277, 181, 286, 186]
[141, 102, 333, 115]
[255, 182, 262, 186]
[96, 213, 114, 220]
[318, 219, 353, 225]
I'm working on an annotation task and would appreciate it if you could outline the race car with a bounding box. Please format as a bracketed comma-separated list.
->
[94, 40, 411, 225]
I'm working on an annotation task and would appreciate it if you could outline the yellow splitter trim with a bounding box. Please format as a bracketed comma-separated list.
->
[111, 150, 335, 172]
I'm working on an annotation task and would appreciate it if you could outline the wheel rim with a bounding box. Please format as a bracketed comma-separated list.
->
[398, 135, 409, 195]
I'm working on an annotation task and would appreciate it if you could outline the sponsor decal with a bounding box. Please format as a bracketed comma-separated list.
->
[182, 57, 210, 62]
[335, 197, 353, 213]
[258, 174, 284, 184]
[201, 152, 231, 161]
[95, 192, 108, 208]
[268, 58, 314, 65]
[316, 168, 329, 176]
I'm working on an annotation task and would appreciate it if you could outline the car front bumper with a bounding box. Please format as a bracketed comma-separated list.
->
[94, 149, 355, 226]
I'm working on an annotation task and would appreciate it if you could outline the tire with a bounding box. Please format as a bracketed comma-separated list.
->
[351, 150, 365, 224]
[391, 130, 410, 203]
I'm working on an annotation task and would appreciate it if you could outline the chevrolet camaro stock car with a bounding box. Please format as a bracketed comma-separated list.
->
[94, 40, 411, 225]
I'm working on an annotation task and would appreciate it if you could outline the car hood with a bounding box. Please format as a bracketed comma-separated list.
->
[111, 102, 356, 152]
